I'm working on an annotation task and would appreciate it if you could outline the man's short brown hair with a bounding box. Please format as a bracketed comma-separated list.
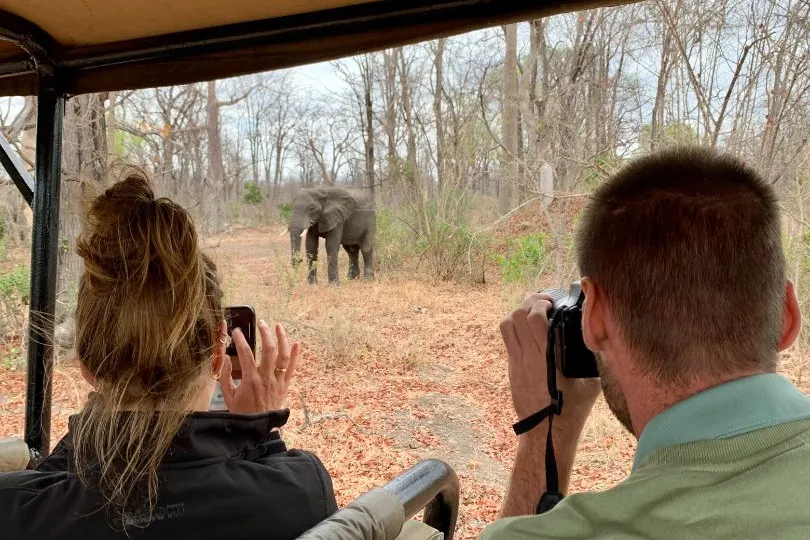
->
[577, 147, 785, 382]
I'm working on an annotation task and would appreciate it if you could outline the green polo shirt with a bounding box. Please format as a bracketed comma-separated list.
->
[483, 374, 810, 540]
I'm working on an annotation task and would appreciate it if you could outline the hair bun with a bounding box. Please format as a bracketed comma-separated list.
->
[77, 171, 201, 298]
[101, 173, 156, 204]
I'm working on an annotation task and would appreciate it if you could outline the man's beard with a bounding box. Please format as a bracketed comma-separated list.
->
[596, 353, 634, 435]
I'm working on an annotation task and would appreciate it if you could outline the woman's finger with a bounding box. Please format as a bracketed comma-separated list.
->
[219, 356, 237, 407]
[275, 324, 291, 370]
[232, 328, 257, 378]
[284, 342, 300, 384]
[258, 320, 277, 377]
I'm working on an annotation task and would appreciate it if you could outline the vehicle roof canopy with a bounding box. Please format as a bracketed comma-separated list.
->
[0, 0, 636, 96]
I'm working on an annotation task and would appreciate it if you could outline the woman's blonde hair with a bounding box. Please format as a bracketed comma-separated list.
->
[72, 170, 223, 526]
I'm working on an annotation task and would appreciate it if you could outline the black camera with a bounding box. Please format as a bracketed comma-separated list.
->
[543, 281, 598, 379]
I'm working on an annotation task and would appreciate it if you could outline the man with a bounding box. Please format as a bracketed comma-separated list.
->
[485, 147, 810, 539]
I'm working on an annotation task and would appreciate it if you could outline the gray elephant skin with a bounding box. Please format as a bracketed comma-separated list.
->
[288, 187, 376, 285]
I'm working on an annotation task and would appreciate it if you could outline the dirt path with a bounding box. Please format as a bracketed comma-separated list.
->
[208, 227, 637, 536]
[4, 225, 808, 538]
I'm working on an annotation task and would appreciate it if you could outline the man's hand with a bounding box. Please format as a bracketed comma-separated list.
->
[500, 292, 601, 422]
[498, 293, 602, 516]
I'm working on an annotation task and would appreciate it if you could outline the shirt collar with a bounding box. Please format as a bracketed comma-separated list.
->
[634, 373, 810, 470]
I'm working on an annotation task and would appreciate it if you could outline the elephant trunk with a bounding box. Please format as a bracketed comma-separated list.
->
[290, 230, 304, 267]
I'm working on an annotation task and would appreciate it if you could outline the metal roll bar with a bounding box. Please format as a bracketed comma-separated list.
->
[384, 459, 459, 538]
[298, 459, 460, 540]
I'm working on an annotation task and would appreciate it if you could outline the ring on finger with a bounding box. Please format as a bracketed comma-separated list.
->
[274, 367, 287, 374]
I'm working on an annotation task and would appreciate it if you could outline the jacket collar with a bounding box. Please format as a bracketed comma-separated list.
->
[164, 410, 291, 462]
[48, 410, 290, 469]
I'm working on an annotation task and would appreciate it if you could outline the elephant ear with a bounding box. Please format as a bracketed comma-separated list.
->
[319, 190, 357, 233]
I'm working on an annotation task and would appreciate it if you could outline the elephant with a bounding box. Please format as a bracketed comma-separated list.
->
[288, 186, 375, 285]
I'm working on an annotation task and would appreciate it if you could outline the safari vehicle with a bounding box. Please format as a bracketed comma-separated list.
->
[0, 1, 635, 538]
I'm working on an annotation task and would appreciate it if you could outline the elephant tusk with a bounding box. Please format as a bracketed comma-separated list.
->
[300, 229, 307, 238]
[279, 228, 289, 237]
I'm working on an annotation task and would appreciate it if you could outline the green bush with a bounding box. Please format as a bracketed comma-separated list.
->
[375, 208, 411, 273]
[581, 151, 623, 189]
[414, 217, 481, 282]
[497, 233, 547, 284]
[0, 265, 30, 369]
[1, 346, 23, 370]
[0, 266, 30, 304]
[225, 200, 241, 222]
[279, 202, 293, 223]
[243, 182, 264, 205]
[396, 192, 492, 282]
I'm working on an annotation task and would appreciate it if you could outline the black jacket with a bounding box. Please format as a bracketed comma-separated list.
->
[0, 410, 337, 539]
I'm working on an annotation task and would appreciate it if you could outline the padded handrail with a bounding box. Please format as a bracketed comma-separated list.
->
[297, 489, 405, 540]
[298, 459, 459, 540]
[0, 438, 31, 471]
[384, 459, 459, 540]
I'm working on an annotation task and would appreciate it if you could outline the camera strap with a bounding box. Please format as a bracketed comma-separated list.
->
[511, 313, 565, 514]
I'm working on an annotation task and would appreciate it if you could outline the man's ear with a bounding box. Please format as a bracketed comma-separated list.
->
[79, 362, 96, 388]
[581, 278, 607, 353]
[778, 280, 801, 351]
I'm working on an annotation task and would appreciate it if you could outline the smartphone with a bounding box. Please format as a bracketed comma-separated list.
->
[224, 305, 256, 379]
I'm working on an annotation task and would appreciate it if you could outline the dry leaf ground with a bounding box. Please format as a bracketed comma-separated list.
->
[1, 226, 808, 539]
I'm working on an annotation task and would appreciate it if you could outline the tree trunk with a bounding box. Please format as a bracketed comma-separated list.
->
[434, 39, 446, 196]
[517, 109, 526, 202]
[206, 81, 225, 231]
[106, 91, 118, 167]
[399, 51, 418, 195]
[525, 21, 542, 195]
[273, 141, 284, 199]
[650, 22, 674, 150]
[362, 56, 376, 200]
[384, 49, 399, 192]
[499, 25, 518, 215]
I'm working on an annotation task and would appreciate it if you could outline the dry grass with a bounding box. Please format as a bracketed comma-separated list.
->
[202, 227, 641, 535]
[0, 225, 808, 539]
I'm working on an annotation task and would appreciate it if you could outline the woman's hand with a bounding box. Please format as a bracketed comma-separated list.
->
[220, 321, 300, 414]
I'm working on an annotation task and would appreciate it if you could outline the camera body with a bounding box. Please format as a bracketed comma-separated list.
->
[543, 281, 598, 379]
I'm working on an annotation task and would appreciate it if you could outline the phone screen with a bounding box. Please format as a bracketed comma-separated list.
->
[224, 305, 256, 379]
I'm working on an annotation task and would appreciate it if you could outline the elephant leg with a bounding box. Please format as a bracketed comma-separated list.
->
[362, 245, 374, 280]
[345, 245, 361, 280]
[305, 230, 319, 285]
[325, 232, 341, 286]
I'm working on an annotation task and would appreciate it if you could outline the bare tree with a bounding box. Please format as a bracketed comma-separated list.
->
[433, 39, 447, 196]
[499, 25, 518, 215]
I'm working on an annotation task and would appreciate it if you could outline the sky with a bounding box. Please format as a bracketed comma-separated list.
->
[294, 62, 345, 93]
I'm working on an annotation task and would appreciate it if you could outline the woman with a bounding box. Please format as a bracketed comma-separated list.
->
[0, 172, 337, 539]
